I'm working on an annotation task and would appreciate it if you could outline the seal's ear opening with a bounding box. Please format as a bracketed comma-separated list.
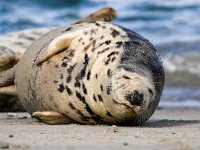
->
[36, 27, 84, 65]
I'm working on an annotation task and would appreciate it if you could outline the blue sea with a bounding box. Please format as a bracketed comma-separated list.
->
[1, 0, 200, 108]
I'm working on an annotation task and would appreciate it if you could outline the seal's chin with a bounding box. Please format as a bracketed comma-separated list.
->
[113, 99, 146, 116]
[127, 104, 147, 116]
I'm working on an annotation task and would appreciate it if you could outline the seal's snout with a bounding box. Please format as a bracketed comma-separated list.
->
[125, 90, 144, 106]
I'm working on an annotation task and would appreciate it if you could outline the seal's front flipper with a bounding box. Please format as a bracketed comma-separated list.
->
[36, 26, 86, 65]
[0, 85, 17, 95]
[36, 7, 117, 65]
[32, 111, 74, 124]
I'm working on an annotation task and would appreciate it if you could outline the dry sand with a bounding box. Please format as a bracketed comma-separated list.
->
[0, 108, 200, 150]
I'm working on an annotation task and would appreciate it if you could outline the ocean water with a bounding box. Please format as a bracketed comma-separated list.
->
[0, 0, 200, 107]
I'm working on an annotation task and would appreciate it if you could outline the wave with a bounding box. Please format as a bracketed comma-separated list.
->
[1, 0, 200, 45]
[157, 41, 200, 87]
[159, 87, 200, 108]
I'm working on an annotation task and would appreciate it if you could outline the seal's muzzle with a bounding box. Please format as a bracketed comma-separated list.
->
[125, 90, 144, 106]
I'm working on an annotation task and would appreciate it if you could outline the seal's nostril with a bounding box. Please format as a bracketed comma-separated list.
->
[125, 90, 144, 106]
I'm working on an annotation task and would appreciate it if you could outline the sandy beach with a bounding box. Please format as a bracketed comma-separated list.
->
[0, 1, 200, 150]
[0, 108, 199, 150]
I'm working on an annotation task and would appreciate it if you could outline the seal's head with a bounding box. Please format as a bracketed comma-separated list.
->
[108, 66, 156, 125]
[113, 68, 154, 113]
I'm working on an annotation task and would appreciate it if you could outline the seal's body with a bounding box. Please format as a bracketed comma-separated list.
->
[15, 21, 164, 125]
[0, 7, 117, 112]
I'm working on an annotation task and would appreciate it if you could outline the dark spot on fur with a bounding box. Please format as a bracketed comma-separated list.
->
[66, 75, 72, 83]
[68, 102, 90, 121]
[68, 103, 76, 110]
[105, 58, 111, 65]
[113, 99, 118, 104]
[106, 111, 113, 117]
[100, 85, 103, 92]
[76, 91, 86, 102]
[95, 22, 100, 26]
[106, 85, 112, 95]
[89, 37, 93, 41]
[60, 74, 63, 79]
[53, 80, 58, 83]
[87, 70, 91, 80]
[66, 64, 76, 83]
[75, 54, 89, 87]
[61, 62, 67, 67]
[91, 115, 102, 123]
[67, 64, 76, 74]
[105, 40, 111, 45]
[61, 57, 68, 61]
[58, 84, 65, 92]
[91, 40, 96, 51]
[66, 86, 73, 95]
[111, 57, 116, 62]
[116, 41, 123, 48]
[74, 81, 81, 88]
[95, 74, 98, 79]
[77, 110, 90, 122]
[75, 91, 102, 122]
[82, 82, 87, 95]
[84, 54, 89, 64]
[99, 40, 111, 47]
[83, 44, 90, 51]
[79, 37, 83, 42]
[111, 29, 120, 38]
[97, 95, 103, 102]
[82, 42, 85, 45]
[107, 51, 119, 58]
[97, 48, 109, 55]
[93, 94, 97, 102]
[107, 69, 111, 77]
[99, 42, 104, 47]
[89, 20, 96, 23]
[100, 35, 104, 39]
[102, 26, 106, 29]
[122, 76, 131, 79]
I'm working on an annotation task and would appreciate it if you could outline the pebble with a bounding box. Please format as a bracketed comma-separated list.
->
[123, 142, 128, 146]
[9, 134, 14, 138]
[107, 125, 119, 133]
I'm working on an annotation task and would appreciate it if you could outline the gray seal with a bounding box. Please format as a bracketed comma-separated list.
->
[0, 20, 164, 125]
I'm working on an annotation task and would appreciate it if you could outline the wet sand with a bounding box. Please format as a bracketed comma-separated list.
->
[0, 108, 200, 150]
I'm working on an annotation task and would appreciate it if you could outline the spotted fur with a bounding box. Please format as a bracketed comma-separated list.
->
[6, 21, 164, 125]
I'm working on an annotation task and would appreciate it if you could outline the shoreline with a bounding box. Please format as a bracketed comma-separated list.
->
[0, 108, 200, 150]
